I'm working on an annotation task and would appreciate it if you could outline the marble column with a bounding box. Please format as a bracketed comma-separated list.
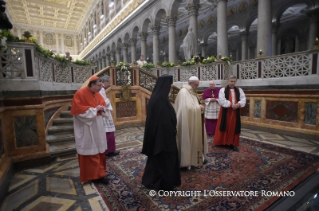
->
[116, 47, 121, 63]
[231, 50, 237, 61]
[110, 50, 115, 63]
[277, 40, 281, 55]
[102, 56, 106, 68]
[61, 35, 65, 54]
[295, 36, 299, 52]
[129, 38, 137, 62]
[217, 0, 228, 56]
[122, 43, 129, 63]
[106, 53, 110, 66]
[74, 35, 78, 55]
[240, 31, 248, 60]
[257, 0, 272, 57]
[272, 23, 279, 56]
[167, 16, 178, 63]
[200, 43, 208, 57]
[306, 9, 319, 50]
[39, 31, 44, 46]
[55, 34, 59, 53]
[139, 32, 148, 58]
[151, 25, 161, 65]
[186, 0, 200, 54]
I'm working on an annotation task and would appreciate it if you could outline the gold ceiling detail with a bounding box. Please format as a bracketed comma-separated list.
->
[6, 0, 94, 30]
[79, 0, 146, 59]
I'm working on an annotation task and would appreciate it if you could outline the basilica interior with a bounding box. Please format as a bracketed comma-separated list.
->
[0, 0, 319, 210]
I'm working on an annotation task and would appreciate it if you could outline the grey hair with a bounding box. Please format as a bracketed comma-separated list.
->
[88, 78, 102, 87]
[100, 75, 110, 82]
[229, 75, 237, 80]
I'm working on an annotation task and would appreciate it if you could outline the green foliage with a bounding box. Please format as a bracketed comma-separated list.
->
[142, 62, 155, 70]
[161, 61, 174, 67]
[221, 56, 231, 66]
[74, 59, 90, 66]
[181, 59, 196, 66]
[0, 29, 19, 42]
[202, 56, 217, 64]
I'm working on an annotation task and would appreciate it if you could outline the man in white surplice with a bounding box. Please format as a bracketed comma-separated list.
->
[175, 76, 208, 169]
[70, 76, 109, 184]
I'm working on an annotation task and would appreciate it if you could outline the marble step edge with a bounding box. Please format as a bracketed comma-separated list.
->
[48, 125, 74, 134]
[53, 118, 74, 124]
[60, 111, 72, 117]
[46, 134, 75, 144]
[50, 146, 76, 157]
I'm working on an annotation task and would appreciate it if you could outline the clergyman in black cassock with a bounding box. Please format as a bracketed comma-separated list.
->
[141, 75, 181, 191]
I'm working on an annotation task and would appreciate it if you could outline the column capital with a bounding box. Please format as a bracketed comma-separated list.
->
[240, 31, 249, 40]
[200, 43, 208, 47]
[185, 0, 201, 16]
[116, 47, 122, 52]
[272, 22, 280, 33]
[166, 16, 178, 26]
[306, 8, 319, 21]
[129, 38, 137, 45]
[122, 43, 129, 49]
[138, 32, 148, 41]
[151, 25, 161, 35]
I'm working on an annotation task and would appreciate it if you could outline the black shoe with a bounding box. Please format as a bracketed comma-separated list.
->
[231, 146, 239, 152]
[203, 159, 208, 165]
[92, 176, 109, 185]
[106, 151, 120, 156]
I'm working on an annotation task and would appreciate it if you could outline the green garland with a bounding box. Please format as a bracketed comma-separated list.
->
[142, 62, 155, 70]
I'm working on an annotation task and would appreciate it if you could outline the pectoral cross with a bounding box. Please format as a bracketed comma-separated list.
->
[197, 151, 202, 165]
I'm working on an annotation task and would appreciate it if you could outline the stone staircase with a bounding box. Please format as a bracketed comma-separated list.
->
[46, 108, 76, 157]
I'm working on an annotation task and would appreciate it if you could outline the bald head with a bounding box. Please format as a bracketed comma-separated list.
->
[209, 81, 216, 90]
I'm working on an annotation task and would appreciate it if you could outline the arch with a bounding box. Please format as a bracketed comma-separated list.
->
[124, 33, 130, 43]
[117, 38, 122, 48]
[154, 8, 167, 26]
[202, 29, 217, 44]
[142, 18, 151, 32]
[111, 42, 116, 50]
[106, 46, 110, 52]
[45, 33, 54, 45]
[168, 0, 183, 17]
[273, 0, 313, 24]
[132, 26, 139, 39]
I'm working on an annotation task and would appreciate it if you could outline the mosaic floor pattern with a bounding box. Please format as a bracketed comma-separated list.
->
[1, 126, 318, 211]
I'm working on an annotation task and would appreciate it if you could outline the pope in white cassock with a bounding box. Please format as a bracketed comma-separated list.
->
[174, 76, 208, 168]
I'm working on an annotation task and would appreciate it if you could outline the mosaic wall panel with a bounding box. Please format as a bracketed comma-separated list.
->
[0, 121, 3, 157]
[254, 100, 261, 118]
[38, 57, 53, 82]
[200, 65, 218, 81]
[14, 116, 38, 148]
[116, 101, 137, 118]
[159, 68, 178, 81]
[54, 65, 72, 83]
[266, 101, 298, 122]
[73, 66, 93, 83]
[139, 71, 157, 91]
[44, 108, 59, 128]
[240, 99, 250, 117]
[305, 102, 317, 125]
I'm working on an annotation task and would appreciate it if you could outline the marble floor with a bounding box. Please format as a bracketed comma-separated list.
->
[1, 126, 318, 211]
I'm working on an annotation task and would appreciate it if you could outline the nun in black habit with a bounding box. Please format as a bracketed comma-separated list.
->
[141, 74, 181, 191]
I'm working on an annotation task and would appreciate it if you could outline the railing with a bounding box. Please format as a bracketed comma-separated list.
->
[147, 50, 319, 85]
[0, 42, 95, 84]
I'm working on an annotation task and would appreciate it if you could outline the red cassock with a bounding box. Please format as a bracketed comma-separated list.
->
[213, 89, 240, 147]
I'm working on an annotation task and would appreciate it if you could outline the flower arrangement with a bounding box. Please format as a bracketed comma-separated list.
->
[117, 62, 130, 71]
[202, 56, 217, 64]
[142, 62, 155, 70]
[74, 59, 90, 66]
[221, 56, 231, 66]
[161, 61, 174, 68]
[181, 59, 196, 66]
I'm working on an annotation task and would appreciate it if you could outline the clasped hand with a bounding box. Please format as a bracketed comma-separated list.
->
[232, 103, 240, 110]
[96, 105, 106, 111]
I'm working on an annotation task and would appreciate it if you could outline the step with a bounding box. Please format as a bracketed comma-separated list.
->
[53, 118, 74, 126]
[49, 141, 76, 157]
[48, 125, 74, 134]
[46, 134, 75, 144]
[60, 111, 72, 118]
